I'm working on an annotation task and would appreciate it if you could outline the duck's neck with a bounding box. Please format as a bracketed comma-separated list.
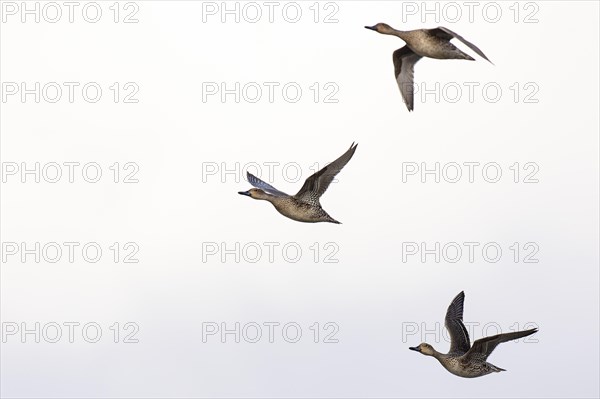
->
[388, 29, 409, 40]
[256, 193, 278, 203]
[430, 350, 444, 361]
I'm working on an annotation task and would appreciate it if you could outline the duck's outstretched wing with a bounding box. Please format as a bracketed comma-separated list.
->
[429, 27, 493, 64]
[294, 143, 358, 205]
[246, 172, 288, 197]
[393, 46, 422, 112]
[445, 291, 471, 355]
[463, 328, 538, 363]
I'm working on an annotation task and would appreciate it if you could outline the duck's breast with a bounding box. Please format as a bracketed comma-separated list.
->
[272, 199, 321, 223]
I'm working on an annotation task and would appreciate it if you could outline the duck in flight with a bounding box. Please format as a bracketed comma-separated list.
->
[409, 291, 538, 378]
[238, 143, 357, 224]
[365, 24, 493, 111]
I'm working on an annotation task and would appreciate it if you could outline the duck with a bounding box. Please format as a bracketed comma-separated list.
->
[365, 24, 492, 111]
[238, 143, 357, 224]
[409, 291, 538, 378]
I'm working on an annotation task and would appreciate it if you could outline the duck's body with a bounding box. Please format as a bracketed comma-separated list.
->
[433, 352, 505, 378]
[239, 143, 357, 224]
[365, 24, 492, 111]
[409, 292, 537, 378]
[261, 195, 340, 224]
[393, 29, 475, 60]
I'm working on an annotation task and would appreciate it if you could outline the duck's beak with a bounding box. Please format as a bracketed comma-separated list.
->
[364, 25, 377, 31]
[238, 191, 251, 197]
[409, 346, 421, 352]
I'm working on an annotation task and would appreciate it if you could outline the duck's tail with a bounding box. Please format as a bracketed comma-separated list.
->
[456, 50, 475, 61]
[324, 212, 341, 224]
[491, 364, 506, 373]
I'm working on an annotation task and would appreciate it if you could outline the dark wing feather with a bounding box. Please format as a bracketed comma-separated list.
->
[294, 143, 357, 205]
[430, 26, 493, 64]
[464, 328, 538, 362]
[445, 291, 471, 355]
[246, 172, 288, 197]
[393, 46, 422, 112]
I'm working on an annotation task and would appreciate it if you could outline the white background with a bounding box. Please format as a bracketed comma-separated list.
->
[1, 1, 599, 398]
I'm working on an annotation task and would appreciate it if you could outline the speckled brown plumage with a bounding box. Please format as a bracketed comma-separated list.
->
[409, 291, 538, 378]
[238, 143, 357, 224]
[365, 24, 492, 111]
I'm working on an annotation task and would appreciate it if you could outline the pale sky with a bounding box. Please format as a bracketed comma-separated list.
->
[1, 1, 599, 398]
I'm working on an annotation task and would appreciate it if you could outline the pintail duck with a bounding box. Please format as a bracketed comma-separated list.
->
[238, 143, 357, 224]
[409, 291, 538, 378]
[365, 24, 492, 111]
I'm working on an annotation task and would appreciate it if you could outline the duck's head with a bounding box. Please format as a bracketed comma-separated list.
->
[238, 188, 267, 200]
[365, 23, 395, 35]
[409, 343, 435, 356]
